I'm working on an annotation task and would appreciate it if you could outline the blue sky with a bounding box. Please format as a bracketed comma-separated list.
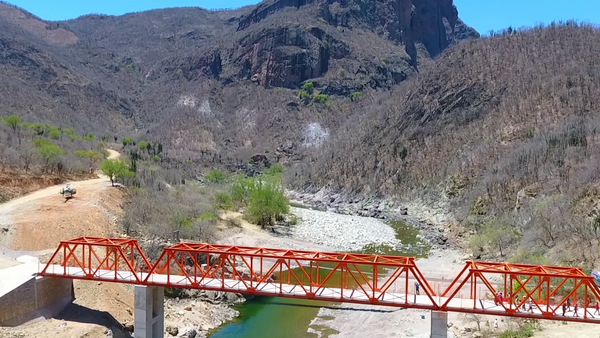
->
[454, 0, 600, 34]
[6, 0, 600, 34]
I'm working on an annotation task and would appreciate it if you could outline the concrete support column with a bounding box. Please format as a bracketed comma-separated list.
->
[134, 285, 164, 338]
[430, 310, 448, 338]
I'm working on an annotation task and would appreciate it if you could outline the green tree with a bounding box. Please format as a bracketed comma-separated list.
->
[73, 150, 98, 159]
[33, 139, 65, 170]
[31, 123, 45, 136]
[4, 115, 21, 134]
[214, 193, 233, 210]
[63, 128, 78, 141]
[313, 93, 328, 104]
[205, 169, 227, 183]
[138, 141, 150, 154]
[48, 127, 61, 140]
[301, 82, 314, 94]
[82, 132, 95, 141]
[74, 150, 101, 169]
[298, 90, 309, 101]
[122, 138, 134, 146]
[174, 211, 192, 229]
[246, 179, 289, 227]
[231, 174, 255, 205]
[99, 159, 131, 186]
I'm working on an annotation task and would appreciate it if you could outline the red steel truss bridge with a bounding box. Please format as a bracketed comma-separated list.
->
[38, 237, 600, 324]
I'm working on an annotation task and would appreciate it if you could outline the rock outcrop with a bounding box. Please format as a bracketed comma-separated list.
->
[153, 0, 478, 90]
[234, 25, 329, 88]
[236, 0, 479, 75]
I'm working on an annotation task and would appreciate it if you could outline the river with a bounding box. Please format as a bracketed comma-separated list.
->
[209, 220, 430, 338]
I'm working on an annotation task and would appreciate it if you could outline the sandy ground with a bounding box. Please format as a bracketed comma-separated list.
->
[0, 149, 136, 338]
[534, 321, 599, 337]
[0, 149, 122, 251]
[217, 211, 331, 252]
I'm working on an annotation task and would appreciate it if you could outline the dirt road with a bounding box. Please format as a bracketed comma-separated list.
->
[0, 149, 122, 250]
[0, 149, 119, 211]
[0, 149, 136, 338]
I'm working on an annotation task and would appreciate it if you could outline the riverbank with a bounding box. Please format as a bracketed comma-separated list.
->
[211, 204, 600, 338]
[209, 206, 466, 338]
[287, 189, 457, 251]
[308, 248, 466, 338]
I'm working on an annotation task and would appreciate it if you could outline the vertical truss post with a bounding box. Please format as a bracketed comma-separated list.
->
[39, 238, 600, 324]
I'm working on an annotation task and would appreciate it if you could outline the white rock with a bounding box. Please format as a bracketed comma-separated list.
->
[289, 207, 401, 252]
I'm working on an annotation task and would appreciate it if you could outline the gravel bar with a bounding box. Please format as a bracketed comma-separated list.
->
[289, 206, 401, 252]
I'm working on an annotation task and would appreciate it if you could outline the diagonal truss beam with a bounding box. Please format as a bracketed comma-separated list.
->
[40, 237, 152, 283]
[440, 261, 600, 321]
[39, 238, 600, 324]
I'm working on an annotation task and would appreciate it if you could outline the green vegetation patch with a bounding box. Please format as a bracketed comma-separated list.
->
[358, 220, 431, 258]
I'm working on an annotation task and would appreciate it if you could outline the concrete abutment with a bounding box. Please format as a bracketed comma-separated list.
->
[0, 276, 74, 326]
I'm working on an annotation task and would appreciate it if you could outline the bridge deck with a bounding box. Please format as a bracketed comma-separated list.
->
[41, 264, 600, 322]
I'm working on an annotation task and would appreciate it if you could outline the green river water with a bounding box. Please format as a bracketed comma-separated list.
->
[209, 220, 430, 338]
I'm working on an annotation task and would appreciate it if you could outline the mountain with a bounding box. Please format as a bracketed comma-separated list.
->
[0, 0, 477, 162]
[3, 0, 600, 267]
[303, 23, 600, 265]
[0, 2, 135, 133]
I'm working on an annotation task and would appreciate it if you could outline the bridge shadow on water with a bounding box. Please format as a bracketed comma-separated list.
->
[53, 303, 130, 338]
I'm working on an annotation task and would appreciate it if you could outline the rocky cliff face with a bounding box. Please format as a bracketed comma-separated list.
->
[55, 0, 476, 93]
[235, 25, 330, 87]
[237, 0, 478, 75]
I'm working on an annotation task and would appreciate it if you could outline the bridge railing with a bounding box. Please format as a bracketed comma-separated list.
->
[38, 237, 600, 323]
[140, 242, 439, 308]
[40, 237, 152, 284]
[440, 261, 600, 320]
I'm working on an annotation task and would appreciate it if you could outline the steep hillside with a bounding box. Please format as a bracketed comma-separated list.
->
[305, 23, 600, 267]
[0, 3, 135, 133]
[0, 0, 476, 164]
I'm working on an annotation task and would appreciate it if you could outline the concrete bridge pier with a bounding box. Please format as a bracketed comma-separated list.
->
[134, 285, 164, 338]
[430, 310, 448, 338]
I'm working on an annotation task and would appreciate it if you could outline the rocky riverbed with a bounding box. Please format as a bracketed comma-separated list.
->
[288, 189, 459, 250]
[288, 206, 402, 252]
[162, 290, 243, 338]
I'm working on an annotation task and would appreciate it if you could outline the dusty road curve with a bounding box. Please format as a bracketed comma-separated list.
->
[0, 149, 122, 250]
[0, 149, 120, 211]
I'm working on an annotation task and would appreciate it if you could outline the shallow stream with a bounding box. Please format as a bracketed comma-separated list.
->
[209, 219, 430, 338]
